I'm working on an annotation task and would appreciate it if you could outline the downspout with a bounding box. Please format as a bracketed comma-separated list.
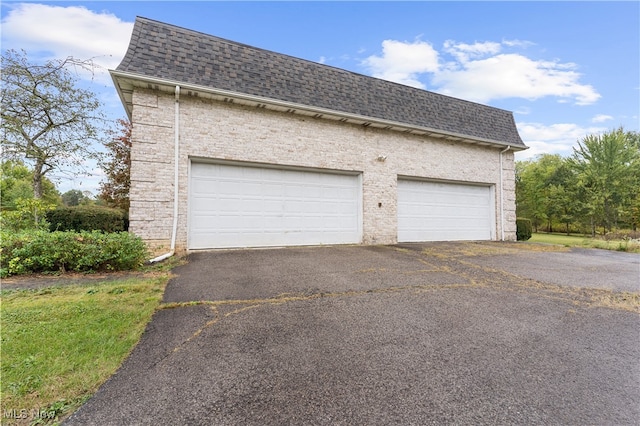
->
[499, 145, 511, 241]
[149, 85, 181, 263]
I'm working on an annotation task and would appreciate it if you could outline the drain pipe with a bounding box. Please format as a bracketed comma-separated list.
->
[499, 145, 511, 241]
[149, 85, 181, 263]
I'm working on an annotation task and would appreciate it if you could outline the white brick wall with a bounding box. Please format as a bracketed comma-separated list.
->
[130, 89, 517, 252]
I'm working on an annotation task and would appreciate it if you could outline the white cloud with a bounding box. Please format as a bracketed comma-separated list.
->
[515, 122, 607, 160]
[362, 39, 439, 89]
[1, 3, 133, 83]
[502, 39, 536, 49]
[591, 114, 614, 123]
[434, 52, 600, 105]
[362, 38, 600, 106]
[443, 40, 501, 63]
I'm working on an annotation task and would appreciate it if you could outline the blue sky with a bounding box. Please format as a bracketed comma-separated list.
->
[2, 1, 639, 194]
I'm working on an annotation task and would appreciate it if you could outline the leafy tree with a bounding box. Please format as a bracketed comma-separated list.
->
[548, 159, 582, 235]
[0, 160, 60, 210]
[516, 154, 572, 232]
[1, 49, 106, 199]
[1, 160, 33, 208]
[61, 189, 94, 206]
[627, 130, 640, 149]
[517, 128, 640, 235]
[622, 130, 640, 230]
[1, 198, 55, 232]
[99, 118, 131, 212]
[629, 192, 640, 231]
[1, 160, 60, 231]
[516, 160, 544, 231]
[569, 127, 640, 234]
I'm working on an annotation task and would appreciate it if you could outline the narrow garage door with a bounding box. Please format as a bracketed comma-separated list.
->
[189, 162, 361, 249]
[397, 179, 493, 242]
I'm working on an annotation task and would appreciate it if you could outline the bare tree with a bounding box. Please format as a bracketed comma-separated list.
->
[1, 49, 106, 198]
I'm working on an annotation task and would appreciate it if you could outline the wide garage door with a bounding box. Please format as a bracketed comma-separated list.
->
[397, 179, 493, 242]
[189, 162, 361, 249]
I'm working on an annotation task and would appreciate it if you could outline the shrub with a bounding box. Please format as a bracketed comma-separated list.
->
[516, 217, 532, 241]
[46, 206, 126, 232]
[0, 198, 55, 232]
[0, 230, 148, 277]
[603, 230, 640, 241]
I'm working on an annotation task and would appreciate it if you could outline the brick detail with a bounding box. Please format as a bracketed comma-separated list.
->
[129, 89, 518, 249]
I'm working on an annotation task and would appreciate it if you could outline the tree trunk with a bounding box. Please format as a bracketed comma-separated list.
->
[32, 160, 44, 199]
[603, 197, 611, 234]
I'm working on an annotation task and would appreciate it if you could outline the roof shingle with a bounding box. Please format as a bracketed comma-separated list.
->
[116, 17, 525, 148]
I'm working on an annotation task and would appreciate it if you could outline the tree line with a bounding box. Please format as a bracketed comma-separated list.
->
[516, 128, 640, 235]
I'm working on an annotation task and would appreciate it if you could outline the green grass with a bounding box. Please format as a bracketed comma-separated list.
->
[528, 232, 640, 253]
[0, 276, 169, 425]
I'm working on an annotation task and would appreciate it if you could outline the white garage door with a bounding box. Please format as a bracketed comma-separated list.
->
[397, 179, 493, 242]
[189, 162, 361, 249]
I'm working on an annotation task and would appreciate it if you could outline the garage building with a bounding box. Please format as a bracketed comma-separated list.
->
[111, 17, 527, 253]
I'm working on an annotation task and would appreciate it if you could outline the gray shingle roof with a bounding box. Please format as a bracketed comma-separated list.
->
[116, 17, 525, 148]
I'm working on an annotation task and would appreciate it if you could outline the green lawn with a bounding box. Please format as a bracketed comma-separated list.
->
[1, 276, 169, 425]
[528, 232, 640, 253]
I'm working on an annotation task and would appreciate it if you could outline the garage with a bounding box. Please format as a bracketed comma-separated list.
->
[188, 162, 362, 249]
[397, 179, 494, 242]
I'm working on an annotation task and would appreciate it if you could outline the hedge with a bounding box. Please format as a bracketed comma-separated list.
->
[46, 206, 127, 233]
[516, 217, 533, 241]
[0, 230, 148, 277]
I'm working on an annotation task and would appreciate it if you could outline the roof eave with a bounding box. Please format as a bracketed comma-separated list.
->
[110, 70, 528, 151]
[110, 71, 134, 121]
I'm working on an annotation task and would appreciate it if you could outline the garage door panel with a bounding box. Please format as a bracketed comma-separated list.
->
[262, 183, 284, 196]
[189, 162, 361, 249]
[262, 200, 282, 212]
[398, 179, 493, 242]
[405, 205, 488, 218]
[404, 216, 488, 228]
[284, 200, 319, 213]
[322, 202, 354, 214]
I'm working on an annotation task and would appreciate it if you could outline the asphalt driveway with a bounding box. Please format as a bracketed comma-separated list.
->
[66, 242, 640, 425]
